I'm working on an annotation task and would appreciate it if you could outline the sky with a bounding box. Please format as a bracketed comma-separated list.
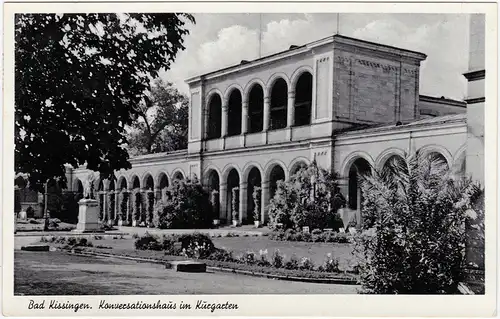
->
[160, 13, 470, 100]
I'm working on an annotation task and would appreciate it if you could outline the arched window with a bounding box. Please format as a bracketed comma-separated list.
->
[207, 94, 222, 139]
[248, 84, 264, 133]
[270, 79, 288, 130]
[348, 158, 371, 210]
[269, 165, 285, 199]
[294, 72, 313, 126]
[227, 90, 242, 136]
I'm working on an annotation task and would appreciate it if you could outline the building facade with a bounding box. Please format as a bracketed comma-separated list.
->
[50, 33, 476, 228]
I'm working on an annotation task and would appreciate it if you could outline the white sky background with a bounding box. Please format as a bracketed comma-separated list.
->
[160, 13, 470, 100]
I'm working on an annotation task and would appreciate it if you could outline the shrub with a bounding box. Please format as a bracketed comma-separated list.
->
[268, 161, 345, 231]
[132, 233, 139, 239]
[208, 248, 235, 262]
[299, 257, 315, 270]
[239, 251, 257, 265]
[134, 232, 162, 251]
[354, 152, 484, 294]
[311, 228, 322, 235]
[153, 178, 212, 229]
[67, 237, 77, 246]
[252, 187, 261, 222]
[177, 233, 215, 259]
[271, 250, 285, 268]
[161, 235, 178, 254]
[319, 253, 340, 273]
[257, 249, 271, 267]
[284, 254, 300, 270]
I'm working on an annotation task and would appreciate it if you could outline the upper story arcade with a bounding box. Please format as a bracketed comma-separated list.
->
[185, 34, 427, 155]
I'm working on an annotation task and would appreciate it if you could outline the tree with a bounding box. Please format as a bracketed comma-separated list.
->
[354, 152, 483, 294]
[127, 78, 188, 155]
[267, 161, 345, 230]
[15, 13, 195, 191]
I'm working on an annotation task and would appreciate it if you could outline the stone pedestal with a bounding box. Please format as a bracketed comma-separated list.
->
[73, 199, 103, 233]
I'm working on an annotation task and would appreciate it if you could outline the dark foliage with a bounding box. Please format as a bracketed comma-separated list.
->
[15, 13, 195, 191]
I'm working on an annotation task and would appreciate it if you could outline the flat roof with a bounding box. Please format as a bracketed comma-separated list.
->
[185, 34, 427, 85]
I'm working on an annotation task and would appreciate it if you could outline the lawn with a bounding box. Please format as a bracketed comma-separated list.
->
[16, 219, 76, 232]
[41, 233, 357, 271]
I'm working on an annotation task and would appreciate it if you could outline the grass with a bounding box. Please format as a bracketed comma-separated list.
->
[212, 237, 357, 270]
[44, 234, 358, 281]
[16, 221, 76, 232]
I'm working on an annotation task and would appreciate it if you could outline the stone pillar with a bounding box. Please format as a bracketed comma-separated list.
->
[287, 92, 295, 127]
[220, 183, 228, 223]
[154, 187, 161, 204]
[102, 180, 110, 222]
[239, 182, 247, 223]
[221, 100, 228, 138]
[286, 92, 295, 141]
[261, 181, 270, 224]
[263, 96, 270, 132]
[242, 101, 249, 134]
[114, 191, 119, 224]
[127, 188, 133, 225]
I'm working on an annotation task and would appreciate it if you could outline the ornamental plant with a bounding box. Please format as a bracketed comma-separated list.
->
[133, 190, 141, 222]
[267, 161, 345, 230]
[153, 177, 212, 229]
[231, 187, 239, 221]
[354, 151, 483, 294]
[252, 187, 262, 222]
[120, 191, 129, 223]
[146, 190, 155, 226]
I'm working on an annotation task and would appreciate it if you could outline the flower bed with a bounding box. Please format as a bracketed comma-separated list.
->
[129, 232, 358, 277]
[269, 228, 351, 243]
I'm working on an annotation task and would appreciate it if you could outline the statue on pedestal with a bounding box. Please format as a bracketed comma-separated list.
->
[83, 172, 96, 200]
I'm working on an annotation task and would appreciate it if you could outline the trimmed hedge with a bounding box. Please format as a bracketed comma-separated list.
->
[269, 229, 351, 243]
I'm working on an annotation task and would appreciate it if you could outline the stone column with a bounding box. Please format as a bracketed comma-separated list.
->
[220, 183, 228, 223]
[242, 101, 249, 134]
[239, 182, 247, 224]
[263, 96, 270, 131]
[114, 190, 119, 224]
[102, 180, 110, 222]
[154, 187, 161, 204]
[261, 181, 270, 224]
[241, 100, 249, 146]
[286, 91, 295, 141]
[221, 99, 228, 138]
[127, 188, 133, 225]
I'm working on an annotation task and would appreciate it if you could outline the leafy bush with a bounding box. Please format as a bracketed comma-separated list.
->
[268, 161, 346, 231]
[134, 232, 162, 251]
[160, 235, 178, 255]
[177, 232, 215, 259]
[311, 228, 322, 235]
[269, 229, 351, 243]
[299, 257, 315, 270]
[153, 178, 212, 229]
[272, 250, 285, 268]
[354, 152, 484, 294]
[257, 249, 271, 267]
[318, 253, 340, 273]
[284, 254, 300, 270]
[207, 248, 235, 262]
[239, 251, 257, 265]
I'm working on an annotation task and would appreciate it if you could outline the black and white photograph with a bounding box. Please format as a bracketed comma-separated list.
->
[3, 2, 497, 317]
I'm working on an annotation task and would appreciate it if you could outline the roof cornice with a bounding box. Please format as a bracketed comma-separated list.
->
[185, 34, 427, 85]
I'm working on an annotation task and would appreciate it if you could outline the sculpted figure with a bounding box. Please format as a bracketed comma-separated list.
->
[83, 173, 96, 199]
